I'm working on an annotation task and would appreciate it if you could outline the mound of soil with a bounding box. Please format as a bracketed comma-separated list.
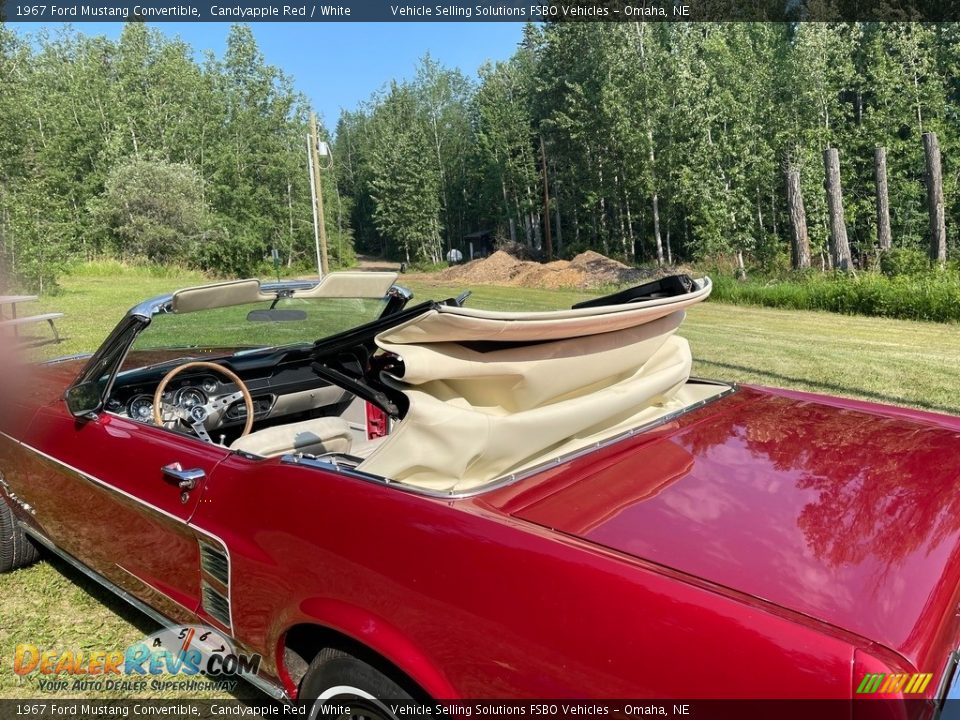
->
[435, 249, 665, 290]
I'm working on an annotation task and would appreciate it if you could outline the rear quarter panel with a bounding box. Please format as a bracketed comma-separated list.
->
[198, 455, 859, 699]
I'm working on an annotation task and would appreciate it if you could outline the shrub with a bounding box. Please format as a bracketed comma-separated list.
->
[90, 159, 209, 266]
[709, 270, 960, 323]
[878, 247, 930, 277]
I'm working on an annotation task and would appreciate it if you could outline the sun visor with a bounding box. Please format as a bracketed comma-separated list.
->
[293, 272, 398, 299]
[172, 279, 270, 314]
[170, 272, 400, 314]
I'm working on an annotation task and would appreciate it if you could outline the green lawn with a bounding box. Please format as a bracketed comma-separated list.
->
[2, 266, 958, 700]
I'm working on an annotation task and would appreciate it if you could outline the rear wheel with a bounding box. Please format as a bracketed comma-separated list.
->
[299, 648, 413, 720]
[0, 494, 40, 573]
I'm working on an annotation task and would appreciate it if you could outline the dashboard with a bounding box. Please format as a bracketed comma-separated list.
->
[105, 348, 352, 438]
[105, 372, 267, 425]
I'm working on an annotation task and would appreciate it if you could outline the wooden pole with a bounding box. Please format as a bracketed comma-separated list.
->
[874, 147, 892, 251]
[648, 128, 664, 266]
[539, 136, 553, 262]
[309, 112, 330, 276]
[306, 135, 323, 277]
[785, 164, 811, 269]
[923, 132, 947, 264]
[823, 147, 851, 270]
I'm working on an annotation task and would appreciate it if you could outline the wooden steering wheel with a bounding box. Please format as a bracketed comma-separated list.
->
[152, 361, 255, 440]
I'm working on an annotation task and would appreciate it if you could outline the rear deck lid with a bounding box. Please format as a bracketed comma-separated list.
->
[507, 387, 960, 670]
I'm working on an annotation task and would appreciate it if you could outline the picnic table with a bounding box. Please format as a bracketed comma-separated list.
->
[0, 295, 64, 345]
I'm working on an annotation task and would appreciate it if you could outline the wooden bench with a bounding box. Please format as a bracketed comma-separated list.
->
[0, 312, 64, 344]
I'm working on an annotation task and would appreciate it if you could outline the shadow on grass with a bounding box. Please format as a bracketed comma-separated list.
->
[699, 359, 959, 416]
[41, 553, 271, 704]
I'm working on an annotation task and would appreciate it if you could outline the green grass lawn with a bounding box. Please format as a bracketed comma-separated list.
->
[2, 266, 958, 700]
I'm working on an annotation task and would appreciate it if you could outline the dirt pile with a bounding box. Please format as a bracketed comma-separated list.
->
[435, 249, 660, 290]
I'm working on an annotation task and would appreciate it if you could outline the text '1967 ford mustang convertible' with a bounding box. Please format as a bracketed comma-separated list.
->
[2, 272, 960, 718]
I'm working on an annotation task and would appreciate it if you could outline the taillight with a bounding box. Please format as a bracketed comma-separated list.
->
[852, 649, 938, 720]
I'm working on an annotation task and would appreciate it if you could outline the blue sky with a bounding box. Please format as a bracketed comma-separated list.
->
[8, 22, 524, 129]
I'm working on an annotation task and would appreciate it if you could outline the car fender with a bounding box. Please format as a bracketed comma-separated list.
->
[278, 596, 458, 701]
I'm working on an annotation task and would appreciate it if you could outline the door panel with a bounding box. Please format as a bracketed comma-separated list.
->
[18, 407, 229, 622]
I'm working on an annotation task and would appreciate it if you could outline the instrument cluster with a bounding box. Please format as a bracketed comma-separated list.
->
[108, 374, 223, 424]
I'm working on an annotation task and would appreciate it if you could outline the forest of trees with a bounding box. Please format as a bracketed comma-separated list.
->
[1, 22, 959, 292]
[339, 22, 960, 273]
[0, 22, 350, 291]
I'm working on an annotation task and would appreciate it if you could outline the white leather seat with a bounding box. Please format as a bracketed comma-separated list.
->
[230, 417, 353, 458]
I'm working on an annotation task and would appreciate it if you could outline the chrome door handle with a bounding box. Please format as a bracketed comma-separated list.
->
[162, 463, 206, 490]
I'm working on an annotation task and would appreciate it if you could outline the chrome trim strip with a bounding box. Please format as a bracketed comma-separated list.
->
[41, 353, 94, 366]
[937, 650, 959, 702]
[199, 541, 230, 586]
[201, 580, 232, 628]
[128, 279, 403, 320]
[282, 383, 737, 499]
[114, 562, 199, 618]
[389, 284, 414, 302]
[19, 524, 289, 702]
[0, 431, 235, 630]
[128, 294, 174, 320]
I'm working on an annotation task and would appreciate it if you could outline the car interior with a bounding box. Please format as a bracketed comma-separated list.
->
[101, 272, 728, 494]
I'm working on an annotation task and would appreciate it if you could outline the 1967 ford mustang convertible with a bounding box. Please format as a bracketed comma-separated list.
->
[2, 272, 960, 712]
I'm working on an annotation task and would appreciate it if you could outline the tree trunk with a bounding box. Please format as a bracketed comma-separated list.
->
[873, 147, 892, 251]
[553, 174, 563, 255]
[822, 147, 851, 271]
[540, 136, 553, 261]
[785, 165, 811, 269]
[923, 132, 947, 264]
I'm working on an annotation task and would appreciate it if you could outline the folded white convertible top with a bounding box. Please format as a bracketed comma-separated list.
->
[374, 276, 712, 346]
[358, 277, 715, 492]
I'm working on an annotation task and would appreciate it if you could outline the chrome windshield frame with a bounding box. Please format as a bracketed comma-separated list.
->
[72, 280, 412, 414]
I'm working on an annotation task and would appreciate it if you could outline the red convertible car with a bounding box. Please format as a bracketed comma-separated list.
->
[2, 271, 960, 713]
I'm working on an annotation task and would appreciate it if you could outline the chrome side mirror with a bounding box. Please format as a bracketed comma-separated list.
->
[64, 382, 103, 418]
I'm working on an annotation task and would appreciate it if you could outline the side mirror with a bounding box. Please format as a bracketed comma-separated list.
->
[64, 382, 103, 418]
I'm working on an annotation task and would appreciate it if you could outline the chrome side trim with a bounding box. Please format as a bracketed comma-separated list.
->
[199, 541, 230, 586]
[17, 523, 289, 702]
[937, 650, 959, 702]
[201, 581, 232, 628]
[41, 353, 94, 366]
[282, 383, 737, 499]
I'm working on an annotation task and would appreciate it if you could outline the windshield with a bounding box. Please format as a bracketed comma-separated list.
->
[130, 296, 389, 354]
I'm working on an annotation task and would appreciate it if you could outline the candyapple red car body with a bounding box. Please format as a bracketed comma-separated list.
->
[2, 352, 960, 702]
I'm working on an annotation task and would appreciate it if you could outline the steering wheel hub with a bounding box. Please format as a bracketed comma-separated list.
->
[152, 361, 255, 441]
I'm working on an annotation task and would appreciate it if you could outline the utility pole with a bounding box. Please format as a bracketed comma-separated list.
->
[539, 136, 553, 262]
[308, 112, 330, 276]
